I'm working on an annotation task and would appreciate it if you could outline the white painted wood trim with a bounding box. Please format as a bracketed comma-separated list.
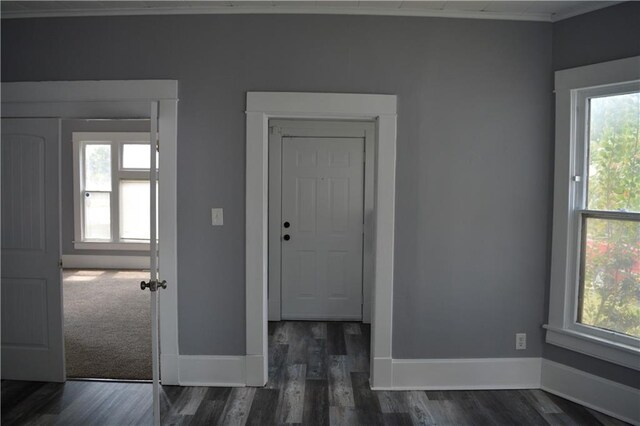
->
[388, 358, 542, 391]
[247, 92, 397, 117]
[245, 92, 397, 388]
[2, 80, 180, 386]
[245, 111, 269, 387]
[178, 355, 245, 387]
[2, 81, 178, 103]
[158, 99, 180, 385]
[555, 56, 640, 89]
[72, 242, 151, 251]
[548, 58, 640, 369]
[541, 359, 640, 425]
[370, 114, 396, 388]
[61, 254, 150, 270]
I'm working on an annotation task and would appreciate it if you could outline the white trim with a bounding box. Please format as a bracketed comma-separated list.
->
[541, 359, 640, 425]
[178, 355, 245, 387]
[2, 80, 180, 386]
[246, 92, 397, 388]
[544, 326, 640, 371]
[72, 242, 151, 251]
[548, 57, 640, 369]
[1, 80, 178, 103]
[0, 3, 621, 23]
[386, 357, 542, 391]
[61, 254, 149, 270]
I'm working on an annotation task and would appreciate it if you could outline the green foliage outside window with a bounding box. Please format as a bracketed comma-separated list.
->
[580, 92, 640, 338]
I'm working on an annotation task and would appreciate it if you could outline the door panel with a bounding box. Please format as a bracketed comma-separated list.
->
[281, 137, 364, 320]
[1, 118, 64, 382]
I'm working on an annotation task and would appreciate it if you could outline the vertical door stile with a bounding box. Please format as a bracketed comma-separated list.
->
[150, 101, 160, 426]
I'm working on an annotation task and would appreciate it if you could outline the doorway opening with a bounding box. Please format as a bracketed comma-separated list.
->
[61, 120, 155, 380]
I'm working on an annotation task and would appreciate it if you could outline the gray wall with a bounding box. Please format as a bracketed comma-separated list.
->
[543, 2, 640, 389]
[2, 14, 552, 358]
[552, 1, 640, 71]
[61, 120, 150, 257]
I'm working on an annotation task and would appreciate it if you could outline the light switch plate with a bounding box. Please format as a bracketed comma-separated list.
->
[211, 208, 223, 226]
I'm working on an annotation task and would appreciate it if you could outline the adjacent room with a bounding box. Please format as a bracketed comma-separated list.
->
[1, 1, 638, 425]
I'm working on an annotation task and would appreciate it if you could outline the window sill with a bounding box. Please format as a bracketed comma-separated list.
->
[73, 241, 150, 251]
[544, 325, 640, 371]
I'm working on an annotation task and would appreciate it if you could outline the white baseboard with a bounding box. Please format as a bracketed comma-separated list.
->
[62, 254, 149, 270]
[390, 357, 542, 390]
[541, 359, 640, 425]
[160, 354, 179, 386]
[178, 355, 245, 387]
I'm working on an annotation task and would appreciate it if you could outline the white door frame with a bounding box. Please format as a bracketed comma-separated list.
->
[268, 119, 375, 323]
[245, 92, 397, 388]
[1, 80, 180, 385]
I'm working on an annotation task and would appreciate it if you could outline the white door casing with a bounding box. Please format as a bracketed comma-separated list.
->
[246, 92, 397, 388]
[280, 136, 364, 320]
[1, 118, 65, 382]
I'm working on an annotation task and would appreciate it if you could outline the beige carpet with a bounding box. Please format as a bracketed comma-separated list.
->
[63, 269, 152, 380]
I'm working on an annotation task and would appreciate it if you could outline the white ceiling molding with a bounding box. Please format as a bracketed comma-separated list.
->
[0, 1, 623, 23]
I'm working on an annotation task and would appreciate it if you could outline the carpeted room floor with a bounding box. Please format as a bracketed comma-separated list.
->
[63, 269, 152, 380]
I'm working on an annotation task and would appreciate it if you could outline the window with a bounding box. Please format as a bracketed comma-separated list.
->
[547, 57, 640, 370]
[73, 132, 157, 250]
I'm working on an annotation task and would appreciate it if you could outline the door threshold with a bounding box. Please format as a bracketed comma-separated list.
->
[67, 377, 153, 384]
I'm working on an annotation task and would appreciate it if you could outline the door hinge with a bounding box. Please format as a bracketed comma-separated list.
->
[59, 259, 63, 268]
[156, 134, 160, 152]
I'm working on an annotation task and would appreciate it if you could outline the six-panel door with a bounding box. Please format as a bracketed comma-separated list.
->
[281, 137, 364, 320]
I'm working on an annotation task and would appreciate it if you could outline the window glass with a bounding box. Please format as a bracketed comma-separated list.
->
[587, 92, 640, 212]
[579, 217, 640, 337]
[84, 191, 111, 240]
[84, 144, 111, 191]
[122, 143, 157, 169]
[119, 180, 158, 240]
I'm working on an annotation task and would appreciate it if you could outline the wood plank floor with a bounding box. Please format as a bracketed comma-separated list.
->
[1, 321, 629, 425]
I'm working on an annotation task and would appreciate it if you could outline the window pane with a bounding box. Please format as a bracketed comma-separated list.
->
[84, 144, 111, 191]
[587, 92, 640, 212]
[579, 217, 640, 337]
[84, 191, 111, 240]
[122, 144, 158, 169]
[119, 180, 158, 240]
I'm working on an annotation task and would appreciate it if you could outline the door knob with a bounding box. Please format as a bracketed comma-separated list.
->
[140, 280, 167, 291]
[283, 234, 291, 241]
[283, 221, 290, 228]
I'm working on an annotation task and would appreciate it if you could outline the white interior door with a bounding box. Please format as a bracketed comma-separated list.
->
[150, 102, 160, 425]
[1, 118, 65, 382]
[138, 102, 162, 426]
[281, 136, 364, 320]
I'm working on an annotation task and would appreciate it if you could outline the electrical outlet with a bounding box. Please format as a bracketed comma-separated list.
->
[516, 333, 527, 350]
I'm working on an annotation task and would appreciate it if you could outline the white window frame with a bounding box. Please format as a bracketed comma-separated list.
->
[72, 131, 153, 251]
[547, 56, 640, 370]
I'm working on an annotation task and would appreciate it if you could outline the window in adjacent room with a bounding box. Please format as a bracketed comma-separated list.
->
[73, 132, 157, 250]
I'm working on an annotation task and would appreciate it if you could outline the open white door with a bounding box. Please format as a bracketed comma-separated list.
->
[1, 118, 65, 382]
[139, 102, 163, 426]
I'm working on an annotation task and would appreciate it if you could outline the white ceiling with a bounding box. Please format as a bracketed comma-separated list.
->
[0, 1, 623, 22]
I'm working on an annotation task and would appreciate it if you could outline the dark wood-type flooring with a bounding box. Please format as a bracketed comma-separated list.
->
[1, 321, 629, 425]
